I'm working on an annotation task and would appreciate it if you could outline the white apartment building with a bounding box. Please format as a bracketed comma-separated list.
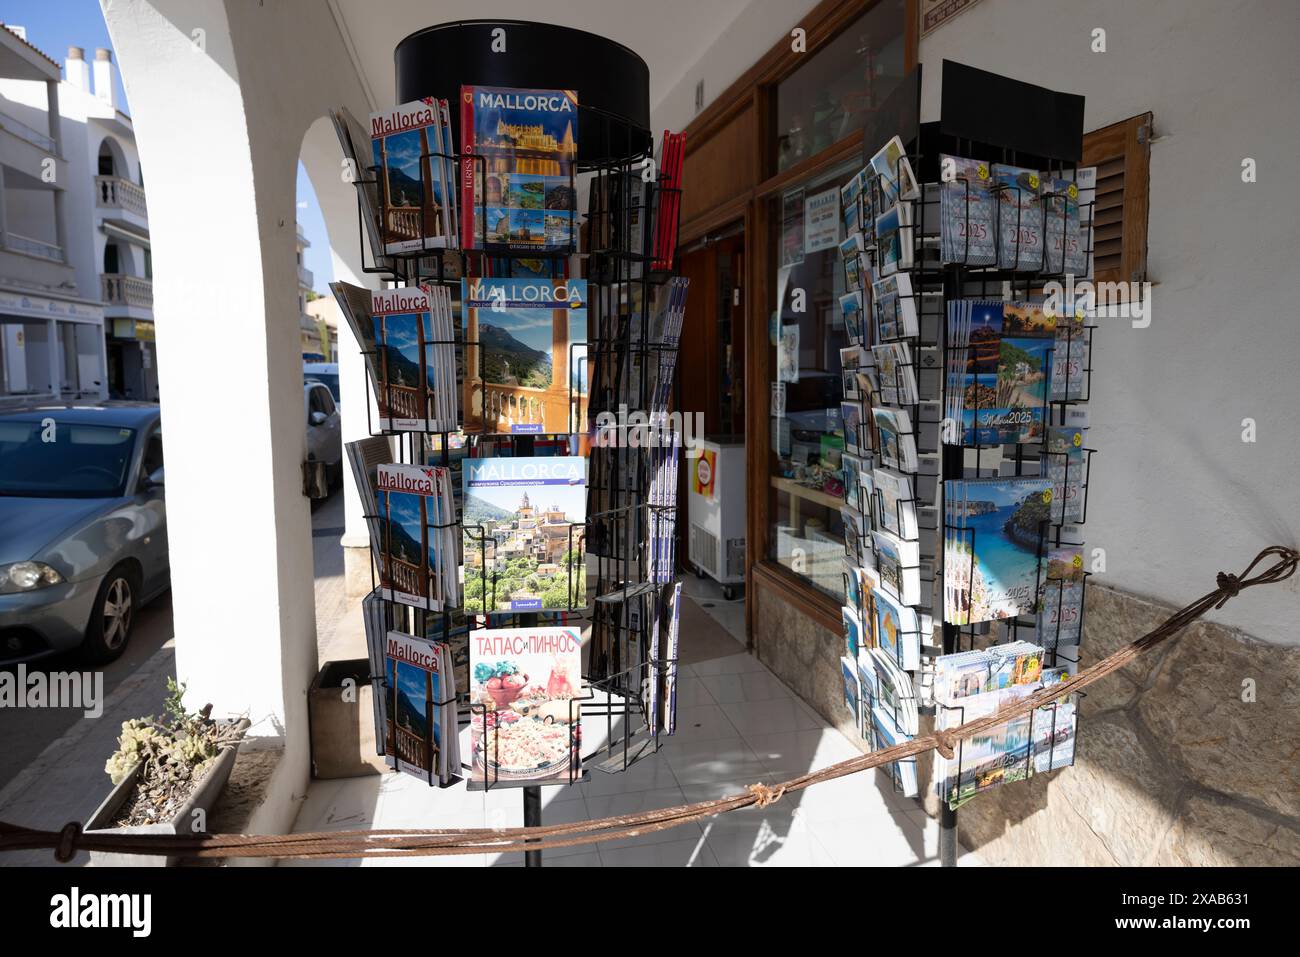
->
[0, 25, 104, 404]
[295, 223, 325, 358]
[0, 26, 154, 404]
[304, 288, 340, 363]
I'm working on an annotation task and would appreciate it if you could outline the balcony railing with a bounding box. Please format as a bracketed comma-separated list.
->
[95, 175, 148, 218]
[298, 264, 313, 289]
[4, 231, 64, 262]
[0, 111, 56, 152]
[101, 273, 153, 309]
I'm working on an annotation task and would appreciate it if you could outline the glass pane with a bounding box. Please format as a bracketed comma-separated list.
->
[768, 159, 859, 602]
[773, 0, 907, 174]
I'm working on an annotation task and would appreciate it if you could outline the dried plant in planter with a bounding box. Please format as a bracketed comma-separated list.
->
[104, 678, 248, 828]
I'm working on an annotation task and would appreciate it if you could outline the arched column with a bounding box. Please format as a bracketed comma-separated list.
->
[102, 0, 377, 834]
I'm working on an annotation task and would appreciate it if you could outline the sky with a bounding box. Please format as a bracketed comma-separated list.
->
[1, 0, 335, 295]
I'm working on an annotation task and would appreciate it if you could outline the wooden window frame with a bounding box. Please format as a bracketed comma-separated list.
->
[676, 0, 920, 648]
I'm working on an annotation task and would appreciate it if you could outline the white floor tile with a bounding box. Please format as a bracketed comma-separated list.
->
[669, 703, 740, 742]
[572, 753, 681, 797]
[743, 728, 861, 777]
[698, 670, 796, 704]
[687, 652, 769, 676]
[599, 835, 717, 867]
[669, 676, 716, 707]
[719, 697, 824, 737]
[700, 809, 838, 867]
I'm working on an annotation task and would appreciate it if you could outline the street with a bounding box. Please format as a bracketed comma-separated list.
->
[0, 486, 347, 831]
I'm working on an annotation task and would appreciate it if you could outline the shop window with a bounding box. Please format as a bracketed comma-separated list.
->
[767, 159, 859, 601]
[773, 0, 907, 174]
[1082, 112, 1151, 284]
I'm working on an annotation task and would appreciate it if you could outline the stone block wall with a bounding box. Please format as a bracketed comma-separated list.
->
[752, 579, 1300, 865]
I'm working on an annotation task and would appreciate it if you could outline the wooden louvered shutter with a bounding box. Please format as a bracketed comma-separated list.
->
[1082, 113, 1152, 284]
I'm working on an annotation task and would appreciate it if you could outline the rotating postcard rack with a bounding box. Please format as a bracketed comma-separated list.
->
[843, 63, 1097, 865]
[344, 20, 685, 865]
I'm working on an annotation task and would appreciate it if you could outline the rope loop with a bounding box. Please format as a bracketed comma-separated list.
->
[747, 783, 786, 809]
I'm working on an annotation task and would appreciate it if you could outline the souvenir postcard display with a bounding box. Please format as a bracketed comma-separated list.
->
[834, 125, 1095, 808]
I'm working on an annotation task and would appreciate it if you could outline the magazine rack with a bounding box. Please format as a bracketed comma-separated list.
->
[342, 20, 685, 865]
[843, 63, 1097, 865]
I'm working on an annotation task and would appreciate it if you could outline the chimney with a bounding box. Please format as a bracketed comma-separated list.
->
[66, 46, 90, 92]
[92, 47, 117, 109]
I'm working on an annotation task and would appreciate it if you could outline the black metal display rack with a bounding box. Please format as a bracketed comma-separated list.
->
[847, 63, 1095, 866]
[345, 20, 684, 867]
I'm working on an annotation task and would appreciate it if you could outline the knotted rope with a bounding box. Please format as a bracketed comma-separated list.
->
[1, 546, 1293, 862]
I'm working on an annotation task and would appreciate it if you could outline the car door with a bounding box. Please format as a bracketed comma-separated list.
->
[135, 425, 169, 594]
[311, 383, 342, 466]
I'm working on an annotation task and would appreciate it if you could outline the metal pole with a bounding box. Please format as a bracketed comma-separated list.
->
[523, 785, 542, 867]
[939, 802, 958, 867]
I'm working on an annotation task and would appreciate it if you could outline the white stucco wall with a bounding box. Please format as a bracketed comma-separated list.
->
[651, 0, 820, 135]
[918, 0, 1300, 644]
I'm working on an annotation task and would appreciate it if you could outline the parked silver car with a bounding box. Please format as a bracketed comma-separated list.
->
[304, 379, 342, 488]
[0, 402, 168, 664]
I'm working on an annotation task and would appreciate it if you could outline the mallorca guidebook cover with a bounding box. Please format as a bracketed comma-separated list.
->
[461, 455, 587, 613]
[469, 625, 583, 787]
[370, 98, 452, 253]
[462, 278, 587, 435]
[944, 477, 1051, 625]
[460, 85, 578, 251]
[382, 630, 459, 785]
[375, 463, 458, 611]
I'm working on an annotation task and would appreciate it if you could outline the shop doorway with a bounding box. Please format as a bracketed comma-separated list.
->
[676, 224, 747, 594]
[677, 225, 745, 437]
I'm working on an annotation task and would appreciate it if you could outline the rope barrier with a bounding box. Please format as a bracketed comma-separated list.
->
[1, 546, 1294, 862]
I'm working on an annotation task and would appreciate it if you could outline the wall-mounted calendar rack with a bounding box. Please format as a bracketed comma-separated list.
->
[839, 62, 1097, 867]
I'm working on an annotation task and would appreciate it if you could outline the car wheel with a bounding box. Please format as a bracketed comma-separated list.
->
[82, 564, 139, 664]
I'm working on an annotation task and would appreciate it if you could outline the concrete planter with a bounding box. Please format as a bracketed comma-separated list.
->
[309, 658, 386, 779]
[84, 721, 249, 867]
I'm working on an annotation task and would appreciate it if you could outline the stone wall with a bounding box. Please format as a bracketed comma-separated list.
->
[753, 580, 1300, 865]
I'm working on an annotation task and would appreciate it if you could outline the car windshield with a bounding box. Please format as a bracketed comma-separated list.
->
[304, 373, 340, 402]
[0, 420, 137, 498]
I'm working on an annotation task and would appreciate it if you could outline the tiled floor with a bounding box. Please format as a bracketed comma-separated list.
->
[291, 579, 982, 868]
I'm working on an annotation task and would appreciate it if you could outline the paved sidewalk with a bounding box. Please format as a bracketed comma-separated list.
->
[291, 581, 983, 867]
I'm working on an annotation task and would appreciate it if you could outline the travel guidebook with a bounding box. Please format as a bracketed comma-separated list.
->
[944, 477, 1051, 625]
[461, 455, 587, 613]
[370, 98, 455, 253]
[469, 626, 583, 787]
[460, 86, 578, 251]
[375, 463, 459, 611]
[461, 278, 588, 435]
[381, 630, 460, 785]
[370, 286, 458, 433]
